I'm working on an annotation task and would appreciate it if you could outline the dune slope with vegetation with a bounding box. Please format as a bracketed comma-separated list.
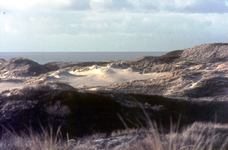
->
[1, 43, 228, 149]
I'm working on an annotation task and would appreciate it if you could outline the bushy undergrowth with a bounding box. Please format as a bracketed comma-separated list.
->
[128, 93, 228, 126]
[0, 85, 125, 137]
[1, 122, 228, 149]
[1, 85, 228, 149]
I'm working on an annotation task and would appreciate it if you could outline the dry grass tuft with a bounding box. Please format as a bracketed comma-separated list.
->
[1, 122, 228, 149]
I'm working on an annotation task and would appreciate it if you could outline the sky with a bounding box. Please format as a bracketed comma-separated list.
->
[0, 0, 227, 52]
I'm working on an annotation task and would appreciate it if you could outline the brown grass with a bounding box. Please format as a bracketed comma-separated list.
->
[1, 121, 228, 149]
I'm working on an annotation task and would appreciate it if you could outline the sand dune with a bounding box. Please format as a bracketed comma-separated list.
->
[0, 64, 168, 93]
[46, 64, 169, 88]
[2, 43, 227, 95]
[0, 82, 26, 93]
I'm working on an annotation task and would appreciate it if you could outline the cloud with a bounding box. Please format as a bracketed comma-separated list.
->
[67, 0, 91, 11]
[0, 0, 71, 11]
[89, 0, 113, 12]
[1, 8, 227, 38]
[0, 0, 227, 52]
[125, 0, 228, 14]
[1, 0, 227, 13]
[87, 0, 133, 12]
[182, 0, 228, 13]
[174, 0, 196, 7]
[84, 0, 228, 14]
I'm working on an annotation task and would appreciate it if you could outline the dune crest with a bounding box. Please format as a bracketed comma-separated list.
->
[1, 43, 228, 148]
[1, 43, 228, 96]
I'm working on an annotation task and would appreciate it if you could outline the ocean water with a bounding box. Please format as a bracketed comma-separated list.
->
[0, 52, 167, 64]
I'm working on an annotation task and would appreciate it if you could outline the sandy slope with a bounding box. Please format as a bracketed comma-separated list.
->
[0, 63, 168, 93]
[46, 64, 169, 87]
[1, 43, 227, 94]
[0, 82, 26, 93]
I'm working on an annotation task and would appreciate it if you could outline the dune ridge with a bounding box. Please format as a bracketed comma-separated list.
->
[1, 43, 228, 149]
[1, 43, 228, 98]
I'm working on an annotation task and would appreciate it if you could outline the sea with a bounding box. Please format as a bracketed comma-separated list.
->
[0, 52, 167, 64]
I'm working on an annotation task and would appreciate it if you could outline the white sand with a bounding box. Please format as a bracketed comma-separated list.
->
[46, 64, 169, 88]
[0, 82, 26, 93]
[0, 64, 169, 93]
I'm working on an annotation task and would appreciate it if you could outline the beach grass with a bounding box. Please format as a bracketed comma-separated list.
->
[1, 120, 228, 149]
[1, 86, 228, 149]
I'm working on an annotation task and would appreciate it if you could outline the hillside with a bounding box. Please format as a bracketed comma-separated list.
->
[1, 43, 228, 149]
[90, 43, 228, 99]
[0, 57, 50, 77]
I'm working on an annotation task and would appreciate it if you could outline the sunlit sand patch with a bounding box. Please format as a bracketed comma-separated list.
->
[0, 64, 170, 93]
[0, 82, 26, 93]
[46, 65, 170, 88]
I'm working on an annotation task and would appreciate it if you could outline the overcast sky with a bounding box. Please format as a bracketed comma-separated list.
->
[0, 0, 227, 52]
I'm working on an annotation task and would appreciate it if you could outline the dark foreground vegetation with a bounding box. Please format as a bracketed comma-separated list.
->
[1, 85, 228, 149]
[0, 85, 228, 133]
[2, 121, 228, 149]
[0, 85, 125, 138]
